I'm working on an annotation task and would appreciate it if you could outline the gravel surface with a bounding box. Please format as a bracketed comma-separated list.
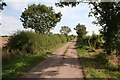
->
[22, 40, 84, 79]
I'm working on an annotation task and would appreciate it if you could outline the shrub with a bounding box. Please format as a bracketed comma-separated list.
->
[66, 35, 75, 41]
[59, 34, 67, 43]
[7, 31, 68, 55]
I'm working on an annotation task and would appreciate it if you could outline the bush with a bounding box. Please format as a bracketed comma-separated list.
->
[50, 34, 62, 45]
[59, 34, 67, 43]
[7, 31, 68, 55]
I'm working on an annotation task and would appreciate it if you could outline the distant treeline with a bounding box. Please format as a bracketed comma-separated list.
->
[1, 35, 11, 37]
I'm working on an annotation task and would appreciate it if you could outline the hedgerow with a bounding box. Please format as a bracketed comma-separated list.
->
[6, 31, 74, 55]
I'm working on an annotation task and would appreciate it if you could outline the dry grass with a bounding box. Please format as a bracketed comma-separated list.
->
[0, 36, 9, 47]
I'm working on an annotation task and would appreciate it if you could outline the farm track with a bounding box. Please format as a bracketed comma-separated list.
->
[21, 40, 84, 79]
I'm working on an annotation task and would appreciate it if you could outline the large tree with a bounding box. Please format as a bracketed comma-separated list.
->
[60, 26, 71, 36]
[89, 2, 120, 54]
[74, 23, 87, 47]
[20, 4, 62, 34]
[74, 23, 87, 38]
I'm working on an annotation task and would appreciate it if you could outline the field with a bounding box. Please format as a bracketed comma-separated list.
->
[0, 36, 9, 48]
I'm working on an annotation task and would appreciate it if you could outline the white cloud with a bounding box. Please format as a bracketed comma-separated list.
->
[6, 1, 29, 12]
[1, 15, 24, 36]
[5, 1, 57, 13]
[2, 15, 20, 25]
[54, 3, 89, 20]
[55, 6, 80, 20]
[70, 28, 77, 35]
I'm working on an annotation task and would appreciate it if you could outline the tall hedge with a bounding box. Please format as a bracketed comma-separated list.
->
[7, 31, 70, 54]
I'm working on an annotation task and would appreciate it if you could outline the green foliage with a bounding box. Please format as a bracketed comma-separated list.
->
[90, 33, 103, 49]
[2, 31, 75, 78]
[0, 0, 7, 11]
[49, 34, 67, 47]
[58, 34, 68, 42]
[20, 4, 62, 34]
[55, 0, 79, 7]
[116, 26, 120, 55]
[89, 2, 120, 55]
[76, 32, 103, 52]
[2, 31, 75, 60]
[74, 23, 87, 38]
[60, 26, 71, 36]
[6, 31, 68, 55]
[56, 1, 120, 55]
[74, 23, 87, 48]
[2, 52, 47, 78]
[77, 44, 119, 79]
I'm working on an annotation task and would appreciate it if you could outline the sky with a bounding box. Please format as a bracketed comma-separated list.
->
[0, 0, 102, 36]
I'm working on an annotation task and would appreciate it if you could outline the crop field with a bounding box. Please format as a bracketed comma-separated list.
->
[0, 36, 9, 48]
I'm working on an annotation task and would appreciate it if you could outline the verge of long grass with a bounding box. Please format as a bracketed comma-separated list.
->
[2, 41, 68, 79]
[77, 46, 119, 79]
[2, 51, 46, 78]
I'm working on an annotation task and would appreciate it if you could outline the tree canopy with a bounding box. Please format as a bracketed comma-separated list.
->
[89, 2, 120, 54]
[60, 26, 71, 36]
[20, 4, 62, 34]
[0, 0, 6, 11]
[74, 23, 87, 38]
[55, 0, 79, 7]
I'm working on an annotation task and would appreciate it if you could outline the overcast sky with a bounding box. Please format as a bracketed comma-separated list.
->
[0, 0, 101, 36]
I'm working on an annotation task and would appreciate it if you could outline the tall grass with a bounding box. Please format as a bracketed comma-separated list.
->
[76, 43, 119, 79]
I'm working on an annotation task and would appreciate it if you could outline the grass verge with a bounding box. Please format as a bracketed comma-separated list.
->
[77, 47, 119, 79]
[2, 52, 46, 79]
[2, 42, 67, 79]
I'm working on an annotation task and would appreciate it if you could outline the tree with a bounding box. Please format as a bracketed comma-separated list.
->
[89, 32, 103, 50]
[0, 0, 6, 25]
[74, 23, 87, 38]
[0, 0, 7, 11]
[116, 26, 120, 55]
[55, 0, 79, 7]
[20, 4, 62, 34]
[89, 2, 120, 54]
[60, 26, 71, 36]
[74, 23, 87, 47]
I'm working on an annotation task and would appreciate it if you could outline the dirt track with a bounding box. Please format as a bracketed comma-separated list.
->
[22, 40, 84, 79]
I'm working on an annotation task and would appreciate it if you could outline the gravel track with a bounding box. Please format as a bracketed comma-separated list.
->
[22, 40, 84, 79]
